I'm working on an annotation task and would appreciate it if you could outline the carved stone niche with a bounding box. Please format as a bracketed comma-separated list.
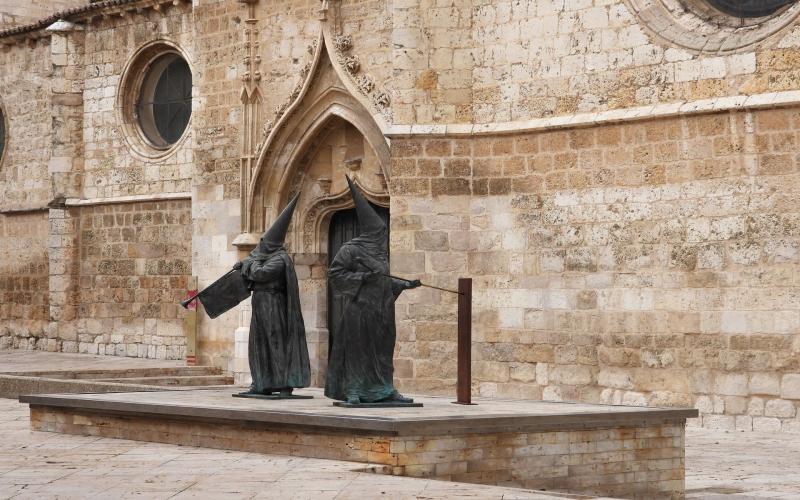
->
[317, 177, 332, 194]
[343, 158, 362, 171]
[289, 116, 388, 255]
[240, 33, 391, 255]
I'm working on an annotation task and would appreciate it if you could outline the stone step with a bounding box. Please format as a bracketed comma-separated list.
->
[92, 375, 234, 387]
[0, 375, 235, 399]
[12, 366, 223, 380]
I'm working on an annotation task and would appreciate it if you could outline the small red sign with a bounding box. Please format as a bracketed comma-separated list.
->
[186, 289, 198, 310]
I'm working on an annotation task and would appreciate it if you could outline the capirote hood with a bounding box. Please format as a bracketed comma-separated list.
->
[346, 175, 386, 234]
[257, 192, 300, 253]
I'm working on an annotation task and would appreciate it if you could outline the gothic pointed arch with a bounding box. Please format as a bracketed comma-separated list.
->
[235, 32, 390, 251]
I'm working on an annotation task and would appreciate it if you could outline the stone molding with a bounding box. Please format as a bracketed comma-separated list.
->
[0, 206, 49, 214]
[63, 192, 191, 207]
[298, 178, 388, 254]
[385, 90, 800, 137]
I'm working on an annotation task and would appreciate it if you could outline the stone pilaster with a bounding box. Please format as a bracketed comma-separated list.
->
[46, 20, 84, 200]
[45, 20, 84, 351]
[45, 207, 78, 351]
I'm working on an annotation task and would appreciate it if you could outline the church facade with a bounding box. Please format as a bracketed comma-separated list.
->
[1, 0, 800, 432]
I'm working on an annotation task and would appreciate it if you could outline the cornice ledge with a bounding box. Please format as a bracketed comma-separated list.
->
[385, 90, 800, 138]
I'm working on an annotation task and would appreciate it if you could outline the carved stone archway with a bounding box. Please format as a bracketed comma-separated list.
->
[232, 31, 391, 387]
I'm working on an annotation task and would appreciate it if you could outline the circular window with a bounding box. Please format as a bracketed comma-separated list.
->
[137, 54, 192, 148]
[118, 42, 192, 158]
[626, 0, 800, 53]
[705, 0, 795, 18]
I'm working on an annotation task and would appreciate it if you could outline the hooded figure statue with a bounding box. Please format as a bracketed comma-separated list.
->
[237, 193, 310, 397]
[325, 177, 421, 405]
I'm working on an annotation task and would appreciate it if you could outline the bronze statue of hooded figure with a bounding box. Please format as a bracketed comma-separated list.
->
[237, 193, 310, 396]
[325, 177, 421, 404]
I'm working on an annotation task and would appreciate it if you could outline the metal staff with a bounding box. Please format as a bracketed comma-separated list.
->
[355, 256, 461, 295]
[382, 273, 461, 295]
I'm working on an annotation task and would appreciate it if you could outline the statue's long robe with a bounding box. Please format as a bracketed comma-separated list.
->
[325, 243, 409, 402]
[242, 251, 310, 393]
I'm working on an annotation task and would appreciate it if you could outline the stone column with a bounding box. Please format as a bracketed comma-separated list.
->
[295, 253, 328, 387]
[233, 301, 253, 386]
[45, 20, 84, 352]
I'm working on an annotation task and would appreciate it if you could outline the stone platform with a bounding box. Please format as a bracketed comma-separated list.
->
[20, 388, 697, 499]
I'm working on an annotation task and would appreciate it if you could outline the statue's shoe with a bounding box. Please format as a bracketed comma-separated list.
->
[346, 395, 361, 405]
[382, 391, 414, 403]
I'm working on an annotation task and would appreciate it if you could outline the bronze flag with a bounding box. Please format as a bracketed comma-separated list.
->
[181, 269, 251, 319]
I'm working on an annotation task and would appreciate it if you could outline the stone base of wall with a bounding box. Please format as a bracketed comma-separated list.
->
[0, 338, 186, 360]
[23, 388, 695, 499]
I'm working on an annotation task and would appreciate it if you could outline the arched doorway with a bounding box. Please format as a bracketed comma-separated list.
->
[326, 203, 390, 367]
[233, 37, 392, 388]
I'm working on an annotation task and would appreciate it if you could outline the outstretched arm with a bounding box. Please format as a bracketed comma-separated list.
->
[391, 277, 421, 299]
[243, 256, 285, 283]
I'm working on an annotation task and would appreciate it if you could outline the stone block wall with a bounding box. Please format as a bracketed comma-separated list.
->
[72, 200, 191, 359]
[30, 405, 686, 499]
[390, 105, 800, 432]
[0, 38, 53, 352]
[252, 0, 320, 121]
[0, 0, 87, 29]
[0, 38, 53, 210]
[190, 0, 251, 369]
[82, 5, 194, 199]
[0, 212, 49, 350]
[384, 0, 800, 124]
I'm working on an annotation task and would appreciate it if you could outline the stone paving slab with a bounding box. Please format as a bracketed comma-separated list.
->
[685, 428, 800, 499]
[20, 387, 697, 436]
[0, 398, 580, 500]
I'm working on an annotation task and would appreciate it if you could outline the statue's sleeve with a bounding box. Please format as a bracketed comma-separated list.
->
[391, 277, 411, 299]
[244, 256, 285, 283]
[328, 246, 371, 298]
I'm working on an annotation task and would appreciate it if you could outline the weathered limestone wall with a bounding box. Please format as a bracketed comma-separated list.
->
[82, 5, 194, 199]
[390, 105, 800, 432]
[0, 0, 87, 29]
[385, 0, 800, 124]
[253, 0, 320, 122]
[190, 0, 249, 369]
[72, 200, 191, 358]
[0, 212, 49, 350]
[0, 39, 52, 209]
[0, 39, 53, 351]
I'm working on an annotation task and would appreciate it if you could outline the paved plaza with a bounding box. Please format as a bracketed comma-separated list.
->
[0, 396, 798, 499]
[685, 426, 800, 499]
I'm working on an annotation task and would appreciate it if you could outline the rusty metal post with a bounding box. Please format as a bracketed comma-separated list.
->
[455, 278, 473, 404]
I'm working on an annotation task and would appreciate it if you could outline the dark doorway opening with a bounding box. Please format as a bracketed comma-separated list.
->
[326, 203, 389, 365]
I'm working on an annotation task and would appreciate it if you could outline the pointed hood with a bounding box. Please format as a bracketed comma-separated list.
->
[346, 175, 386, 234]
[345, 175, 387, 254]
[257, 192, 300, 254]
